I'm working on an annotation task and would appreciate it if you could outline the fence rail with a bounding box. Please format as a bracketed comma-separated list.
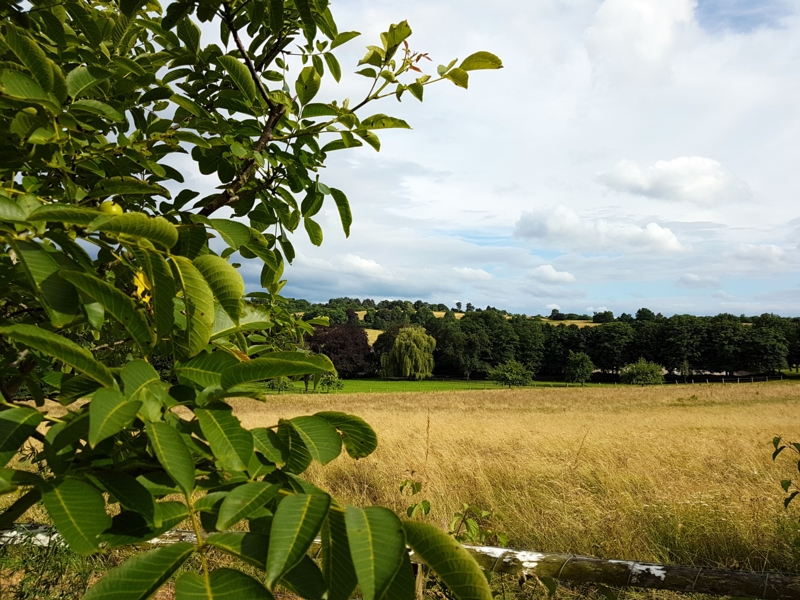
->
[3, 524, 799, 599]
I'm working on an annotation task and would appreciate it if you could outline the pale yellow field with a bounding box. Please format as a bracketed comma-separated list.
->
[233, 382, 800, 572]
[541, 318, 600, 327]
[364, 328, 382, 345]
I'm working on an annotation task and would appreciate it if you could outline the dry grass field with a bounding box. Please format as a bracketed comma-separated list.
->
[232, 382, 800, 573]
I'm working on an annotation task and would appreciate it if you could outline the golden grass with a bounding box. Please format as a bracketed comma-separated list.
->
[431, 311, 464, 319]
[233, 382, 800, 572]
[364, 328, 382, 345]
[541, 319, 600, 327]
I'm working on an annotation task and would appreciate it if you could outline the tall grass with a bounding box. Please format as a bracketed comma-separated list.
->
[235, 382, 800, 573]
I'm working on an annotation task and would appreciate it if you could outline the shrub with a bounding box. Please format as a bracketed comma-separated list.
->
[488, 360, 532, 388]
[620, 358, 664, 386]
[564, 351, 594, 385]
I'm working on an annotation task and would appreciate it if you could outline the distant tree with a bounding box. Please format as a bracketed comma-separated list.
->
[412, 306, 436, 326]
[381, 327, 436, 380]
[488, 360, 532, 388]
[740, 327, 788, 374]
[564, 351, 595, 385]
[620, 358, 663, 386]
[318, 374, 345, 393]
[510, 316, 545, 374]
[549, 308, 566, 321]
[701, 314, 744, 375]
[373, 324, 403, 364]
[617, 312, 634, 323]
[460, 308, 518, 371]
[586, 322, 634, 373]
[466, 302, 475, 312]
[636, 307, 657, 322]
[307, 324, 371, 378]
[455, 302, 463, 311]
[592, 310, 615, 323]
[661, 315, 705, 373]
[540, 324, 584, 376]
[787, 321, 800, 373]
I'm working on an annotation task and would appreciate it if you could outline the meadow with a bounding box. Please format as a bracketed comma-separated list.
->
[237, 382, 800, 573]
[3, 382, 800, 599]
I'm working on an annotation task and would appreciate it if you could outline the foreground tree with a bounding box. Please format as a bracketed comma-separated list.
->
[0, 1, 500, 598]
[619, 358, 663, 386]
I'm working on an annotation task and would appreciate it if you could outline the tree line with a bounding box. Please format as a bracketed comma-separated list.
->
[298, 299, 800, 380]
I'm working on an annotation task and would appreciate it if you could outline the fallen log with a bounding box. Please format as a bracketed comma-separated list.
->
[3, 524, 799, 599]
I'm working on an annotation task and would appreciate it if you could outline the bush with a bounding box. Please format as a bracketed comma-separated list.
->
[620, 358, 664, 385]
[318, 374, 345, 393]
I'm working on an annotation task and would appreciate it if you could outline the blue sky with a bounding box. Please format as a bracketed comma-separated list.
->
[188, 0, 800, 316]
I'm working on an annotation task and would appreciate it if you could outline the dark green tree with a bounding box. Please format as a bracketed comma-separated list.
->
[510, 315, 545, 374]
[564, 350, 594, 385]
[488, 360, 532, 388]
[741, 327, 788, 374]
[586, 322, 634, 373]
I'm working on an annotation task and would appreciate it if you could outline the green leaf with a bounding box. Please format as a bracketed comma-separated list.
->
[216, 482, 281, 530]
[221, 353, 335, 388]
[294, 0, 317, 42]
[288, 416, 342, 465]
[176, 569, 273, 600]
[67, 272, 156, 353]
[403, 521, 493, 600]
[172, 256, 215, 358]
[174, 130, 211, 148]
[120, 360, 163, 404]
[281, 555, 328, 600]
[194, 254, 244, 324]
[268, 0, 284, 35]
[211, 302, 273, 340]
[330, 31, 360, 50]
[93, 471, 157, 526]
[301, 103, 339, 118]
[88, 177, 169, 200]
[345, 506, 406, 600]
[147, 421, 195, 494]
[66, 66, 109, 98]
[42, 479, 111, 555]
[83, 543, 194, 600]
[70, 99, 125, 122]
[196, 404, 254, 473]
[90, 212, 177, 248]
[11, 239, 80, 328]
[207, 531, 268, 568]
[315, 412, 378, 459]
[295, 66, 321, 106]
[304, 216, 323, 246]
[361, 114, 411, 130]
[0, 196, 27, 222]
[277, 424, 312, 474]
[5, 26, 54, 92]
[135, 248, 175, 339]
[208, 218, 252, 249]
[252, 428, 289, 466]
[330, 188, 352, 237]
[324, 53, 342, 83]
[322, 507, 359, 600]
[445, 68, 469, 89]
[266, 493, 331, 587]
[0, 488, 42, 530]
[28, 204, 101, 225]
[0, 325, 115, 388]
[1, 71, 59, 113]
[0, 407, 43, 468]
[89, 387, 141, 448]
[175, 351, 240, 388]
[459, 52, 503, 71]
[355, 129, 380, 151]
[218, 55, 257, 104]
[383, 550, 415, 600]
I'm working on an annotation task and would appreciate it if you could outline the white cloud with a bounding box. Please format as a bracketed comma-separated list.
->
[530, 264, 576, 283]
[596, 157, 751, 205]
[514, 205, 684, 253]
[728, 243, 788, 265]
[546, 303, 561, 311]
[587, 0, 696, 85]
[454, 267, 493, 281]
[677, 273, 720, 288]
[712, 290, 735, 300]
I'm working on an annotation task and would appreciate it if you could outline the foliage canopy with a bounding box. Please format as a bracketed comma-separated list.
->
[0, 1, 501, 598]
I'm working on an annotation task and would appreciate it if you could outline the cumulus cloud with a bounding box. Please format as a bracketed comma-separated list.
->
[453, 267, 493, 281]
[677, 273, 720, 289]
[546, 303, 561, 311]
[727, 243, 789, 266]
[596, 157, 752, 206]
[587, 0, 696, 85]
[530, 264, 576, 283]
[514, 205, 684, 253]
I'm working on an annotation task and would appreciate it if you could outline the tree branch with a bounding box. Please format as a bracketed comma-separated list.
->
[223, 6, 275, 110]
[198, 107, 285, 217]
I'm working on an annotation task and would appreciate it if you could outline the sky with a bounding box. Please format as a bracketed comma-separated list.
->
[190, 0, 800, 317]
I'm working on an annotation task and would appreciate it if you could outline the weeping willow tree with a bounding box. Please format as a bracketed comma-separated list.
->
[381, 326, 436, 380]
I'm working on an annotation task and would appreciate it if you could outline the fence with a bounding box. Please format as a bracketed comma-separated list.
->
[3, 524, 799, 599]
